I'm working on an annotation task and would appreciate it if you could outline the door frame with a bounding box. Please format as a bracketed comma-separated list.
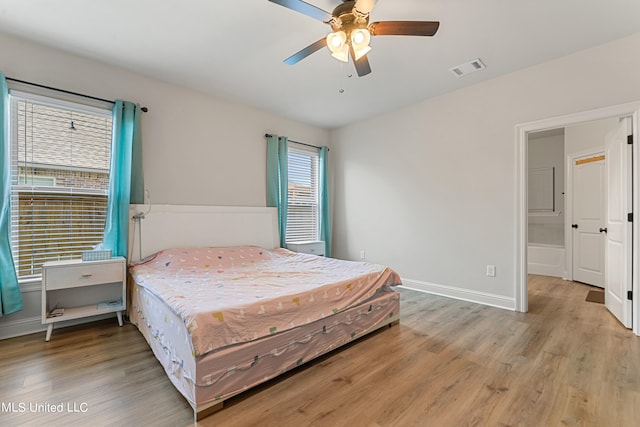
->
[515, 101, 640, 336]
[565, 147, 606, 284]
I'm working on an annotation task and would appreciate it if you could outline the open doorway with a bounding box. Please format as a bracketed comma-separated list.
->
[516, 102, 640, 335]
[527, 118, 619, 287]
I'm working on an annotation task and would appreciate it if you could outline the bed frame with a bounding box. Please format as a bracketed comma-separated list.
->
[128, 204, 399, 422]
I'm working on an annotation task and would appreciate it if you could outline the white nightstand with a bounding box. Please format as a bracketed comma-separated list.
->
[287, 241, 325, 256]
[41, 257, 127, 341]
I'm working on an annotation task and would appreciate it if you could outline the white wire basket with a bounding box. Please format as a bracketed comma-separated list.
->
[82, 250, 112, 262]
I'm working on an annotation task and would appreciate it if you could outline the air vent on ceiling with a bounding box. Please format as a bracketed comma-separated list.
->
[450, 58, 486, 77]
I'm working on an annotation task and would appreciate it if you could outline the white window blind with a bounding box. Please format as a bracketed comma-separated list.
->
[286, 145, 319, 243]
[9, 94, 112, 279]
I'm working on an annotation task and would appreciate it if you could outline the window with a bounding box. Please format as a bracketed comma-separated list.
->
[286, 144, 320, 243]
[9, 92, 112, 279]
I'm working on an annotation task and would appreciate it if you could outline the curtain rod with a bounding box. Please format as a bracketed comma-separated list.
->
[264, 133, 328, 151]
[6, 77, 148, 112]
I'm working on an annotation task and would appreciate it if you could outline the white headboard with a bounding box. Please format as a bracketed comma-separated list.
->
[128, 204, 280, 262]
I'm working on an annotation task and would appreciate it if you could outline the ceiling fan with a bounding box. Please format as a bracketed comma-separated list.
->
[268, 0, 440, 77]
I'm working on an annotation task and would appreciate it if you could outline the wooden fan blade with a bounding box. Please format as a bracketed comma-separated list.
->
[268, 0, 332, 22]
[284, 38, 328, 65]
[369, 21, 440, 37]
[350, 45, 372, 77]
[354, 0, 378, 14]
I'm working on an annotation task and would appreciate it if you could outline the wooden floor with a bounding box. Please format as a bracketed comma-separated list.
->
[2, 275, 639, 426]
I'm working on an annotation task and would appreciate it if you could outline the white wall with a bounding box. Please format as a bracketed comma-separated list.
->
[0, 32, 329, 207]
[565, 117, 619, 156]
[0, 32, 329, 338]
[331, 33, 640, 309]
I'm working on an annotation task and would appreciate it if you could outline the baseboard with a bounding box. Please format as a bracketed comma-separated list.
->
[0, 316, 45, 340]
[528, 262, 565, 278]
[399, 278, 516, 311]
[0, 313, 118, 341]
[527, 245, 566, 278]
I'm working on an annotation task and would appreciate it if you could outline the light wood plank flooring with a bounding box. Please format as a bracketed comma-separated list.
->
[1, 275, 639, 426]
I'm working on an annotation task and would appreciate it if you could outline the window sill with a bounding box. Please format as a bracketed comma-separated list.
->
[19, 277, 43, 293]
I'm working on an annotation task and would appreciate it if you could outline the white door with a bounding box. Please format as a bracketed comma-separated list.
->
[604, 118, 632, 328]
[572, 154, 605, 287]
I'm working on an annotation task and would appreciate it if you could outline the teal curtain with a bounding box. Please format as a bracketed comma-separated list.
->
[319, 146, 332, 257]
[129, 104, 144, 205]
[103, 100, 144, 258]
[0, 72, 24, 315]
[266, 135, 288, 247]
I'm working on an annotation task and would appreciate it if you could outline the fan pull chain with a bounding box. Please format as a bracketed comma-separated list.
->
[338, 61, 353, 94]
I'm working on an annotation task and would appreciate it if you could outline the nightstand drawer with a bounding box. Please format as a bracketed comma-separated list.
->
[45, 262, 124, 290]
[287, 241, 325, 256]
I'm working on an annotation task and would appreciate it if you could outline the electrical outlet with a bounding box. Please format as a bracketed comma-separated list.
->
[486, 265, 496, 277]
[360, 250, 366, 260]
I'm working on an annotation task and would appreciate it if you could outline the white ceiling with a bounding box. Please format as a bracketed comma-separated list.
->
[1, 0, 639, 129]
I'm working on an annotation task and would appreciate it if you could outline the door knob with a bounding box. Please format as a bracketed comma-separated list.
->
[599, 227, 608, 233]
[571, 224, 578, 229]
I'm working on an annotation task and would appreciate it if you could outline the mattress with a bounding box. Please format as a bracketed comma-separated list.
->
[129, 246, 401, 356]
[130, 280, 399, 406]
[129, 246, 402, 410]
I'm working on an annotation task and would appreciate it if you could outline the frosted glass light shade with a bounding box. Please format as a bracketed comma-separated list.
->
[326, 31, 349, 63]
[351, 28, 371, 60]
[326, 31, 347, 53]
[331, 45, 349, 62]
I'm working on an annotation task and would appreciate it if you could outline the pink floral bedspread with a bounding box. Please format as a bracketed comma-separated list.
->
[129, 246, 401, 357]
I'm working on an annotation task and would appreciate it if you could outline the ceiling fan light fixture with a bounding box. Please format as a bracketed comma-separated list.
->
[269, 0, 440, 77]
[331, 45, 350, 62]
[351, 28, 371, 60]
[327, 31, 347, 52]
[327, 30, 349, 62]
[351, 28, 370, 45]
[353, 44, 371, 61]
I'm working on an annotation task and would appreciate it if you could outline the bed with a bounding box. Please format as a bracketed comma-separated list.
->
[127, 204, 401, 421]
